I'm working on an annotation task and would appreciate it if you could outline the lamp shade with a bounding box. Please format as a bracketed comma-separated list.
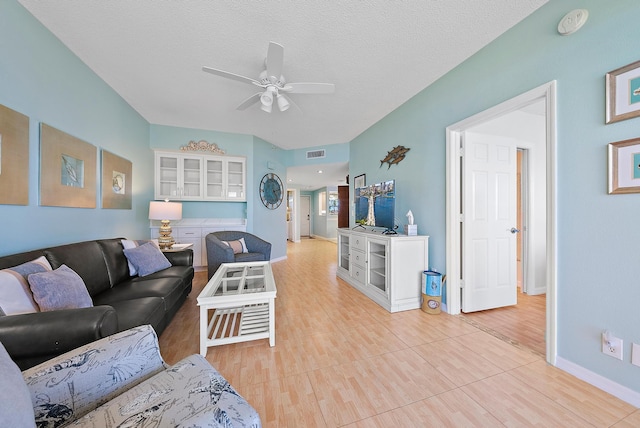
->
[149, 201, 182, 220]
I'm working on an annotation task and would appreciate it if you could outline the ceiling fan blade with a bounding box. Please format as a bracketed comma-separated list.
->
[266, 42, 284, 81]
[282, 82, 335, 94]
[236, 92, 263, 110]
[202, 66, 262, 87]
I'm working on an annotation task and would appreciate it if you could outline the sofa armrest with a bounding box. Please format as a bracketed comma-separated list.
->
[23, 325, 166, 426]
[205, 234, 235, 279]
[164, 248, 193, 266]
[244, 234, 272, 260]
[0, 306, 118, 370]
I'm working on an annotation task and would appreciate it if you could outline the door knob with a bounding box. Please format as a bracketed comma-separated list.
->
[510, 227, 520, 234]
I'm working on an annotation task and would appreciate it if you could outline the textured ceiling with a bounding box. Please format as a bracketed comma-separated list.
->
[18, 0, 547, 152]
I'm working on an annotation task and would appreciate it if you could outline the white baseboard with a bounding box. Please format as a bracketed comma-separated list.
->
[270, 255, 287, 263]
[555, 356, 640, 407]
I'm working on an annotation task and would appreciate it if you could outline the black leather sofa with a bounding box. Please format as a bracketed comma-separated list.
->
[0, 238, 194, 370]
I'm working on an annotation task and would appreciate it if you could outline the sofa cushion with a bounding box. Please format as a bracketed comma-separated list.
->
[121, 239, 160, 276]
[96, 238, 132, 287]
[94, 276, 185, 312]
[0, 256, 51, 316]
[102, 297, 166, 333]
[70, 354, 261, 427]
[0, 340, 35, 427]
[235, 252, 270, 264]
[123, 242, 171, 277]
[44, 241, 112, 297]
[28, 265, 93, 312]
[22, 325, 165, 427]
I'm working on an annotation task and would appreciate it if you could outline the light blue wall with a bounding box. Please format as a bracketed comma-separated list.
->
[149, 124, 252, 219]
[251, 137, 287, 259]
[350, 0, 640, 393]
[0, 1, 152, 255]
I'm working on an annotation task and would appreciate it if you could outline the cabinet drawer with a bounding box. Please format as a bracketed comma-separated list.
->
[177, 227, 202, 238]
[351, 264, 365, 284]
[351, 236, 366, 252]
[351, 249, 365, 267]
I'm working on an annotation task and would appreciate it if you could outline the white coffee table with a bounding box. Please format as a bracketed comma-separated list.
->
[197, 261, 277, 356]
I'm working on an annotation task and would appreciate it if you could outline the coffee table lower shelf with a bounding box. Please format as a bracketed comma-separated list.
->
[209, 303, 270, 343]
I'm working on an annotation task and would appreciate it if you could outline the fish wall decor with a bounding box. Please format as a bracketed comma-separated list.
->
[380, 145, 410, 169]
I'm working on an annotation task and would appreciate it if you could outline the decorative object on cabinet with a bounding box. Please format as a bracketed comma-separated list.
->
[0, 104, 29, 206]
[154, 150, 245, 201]
[608, 137, 640, 194]
[606, 59, 640, 124]
[180, 139, 226, 154]
[259, 172, 284, 209]
[380, 145, 410, 169]
[40, 123, 97, 208]
[101, 150, 132, 209]
[336, 228, 429, 312]
[149, 200, 183, 249]
[354, 173, 365, 190]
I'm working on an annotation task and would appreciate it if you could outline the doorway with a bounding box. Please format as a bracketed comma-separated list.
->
[445, 81, 557, 364]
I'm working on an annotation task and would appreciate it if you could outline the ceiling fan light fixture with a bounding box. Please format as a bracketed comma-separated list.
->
[260, 101, 272, 113]
[277, 94, 290, 112]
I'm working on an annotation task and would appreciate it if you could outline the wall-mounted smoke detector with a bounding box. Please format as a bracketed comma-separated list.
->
[306, 149, 326, 159]
[558, 9, 588, 36]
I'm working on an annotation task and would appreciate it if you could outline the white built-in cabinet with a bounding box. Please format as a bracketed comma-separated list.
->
[150, 218, 247, 268]
[155, 151, 246, 201]
[337, 228, 429, 312]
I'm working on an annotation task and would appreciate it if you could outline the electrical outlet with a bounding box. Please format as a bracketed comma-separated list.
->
[632, 343, 640, 367]
[602, 331, 623, 360]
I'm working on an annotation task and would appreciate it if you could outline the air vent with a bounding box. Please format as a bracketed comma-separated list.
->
[306, 149, 326, 159]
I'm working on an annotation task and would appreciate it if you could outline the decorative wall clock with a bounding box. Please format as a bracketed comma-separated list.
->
[259, 173, 283, 209]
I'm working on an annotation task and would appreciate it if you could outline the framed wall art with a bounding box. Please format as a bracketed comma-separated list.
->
[0, 104, 29, 205]
[606, 59, 640, 124]
[608, 137, 640, 194]
[354, 173, 366, 190]
[40, 123, 97, 208]
[101, 149, 132, 209]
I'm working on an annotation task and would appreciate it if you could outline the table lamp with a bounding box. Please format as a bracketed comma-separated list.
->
[149, 200, 182, 249]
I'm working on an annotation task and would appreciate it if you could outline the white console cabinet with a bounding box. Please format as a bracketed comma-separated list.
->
[151, 218, 246, 268]
[337, 228, 429, 312]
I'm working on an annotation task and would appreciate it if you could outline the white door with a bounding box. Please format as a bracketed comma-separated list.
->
[300, 195, 311, 237]
[462, 132, 518, 312]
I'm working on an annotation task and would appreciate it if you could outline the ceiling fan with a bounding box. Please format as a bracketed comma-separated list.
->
[202, 41, 335, 113]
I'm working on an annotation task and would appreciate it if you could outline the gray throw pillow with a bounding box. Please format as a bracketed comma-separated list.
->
[123, 242, 172, 277]
[28, 265, 93, 312]
[0, 340, 36, 427]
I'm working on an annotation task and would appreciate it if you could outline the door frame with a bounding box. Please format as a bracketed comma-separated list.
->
[445, 81, 557, 364]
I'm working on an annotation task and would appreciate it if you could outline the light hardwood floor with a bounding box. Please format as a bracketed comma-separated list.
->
[462, 288, 546, 356]
[159, 238, 639, 427]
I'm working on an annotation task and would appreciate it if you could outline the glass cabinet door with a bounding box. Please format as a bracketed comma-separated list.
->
[156, 154, 179, 199]
[226, 159, 245, 200]
[205, 159, 224, 199]
[367, 238, 388, 295]
[181, 156, 202, 199]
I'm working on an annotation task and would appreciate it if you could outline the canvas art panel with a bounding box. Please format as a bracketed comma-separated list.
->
[40, 123, 97, 208]
[0, 104, 29, 205]
[101, 149, 132, 209]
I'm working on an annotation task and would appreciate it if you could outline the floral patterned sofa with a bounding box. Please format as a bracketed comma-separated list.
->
[0, 325, 261, 428]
